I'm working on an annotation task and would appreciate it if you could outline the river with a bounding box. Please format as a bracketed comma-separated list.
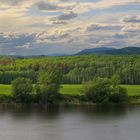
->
[0, 104, 140, 140]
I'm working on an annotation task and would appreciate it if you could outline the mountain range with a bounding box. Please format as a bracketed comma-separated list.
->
[75, 47, 140, 55]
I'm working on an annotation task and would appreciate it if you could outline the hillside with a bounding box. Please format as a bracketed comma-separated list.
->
[76, 47, 140, 55]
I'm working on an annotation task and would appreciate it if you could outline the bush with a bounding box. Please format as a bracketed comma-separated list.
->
[83, 76, 128, 103]
[37, 84, 60, 104]
[0, 95, 14, 103]
[11, 77, 33, 103]
[83, 78, 111, 103]
[110, 86, 128, 103]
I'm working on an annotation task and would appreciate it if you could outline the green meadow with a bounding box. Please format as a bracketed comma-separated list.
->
[121, 85, 140, 96]
[61, 84, 140, 96]
[0, 85, 12, 95]
[0, 84, 139, 96]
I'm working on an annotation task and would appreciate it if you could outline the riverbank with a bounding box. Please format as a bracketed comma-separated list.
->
[0, 84, 139, 104]
[0, 84, 140, 96]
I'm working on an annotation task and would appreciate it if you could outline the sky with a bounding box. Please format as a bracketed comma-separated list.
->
[0, 0, 140, 55]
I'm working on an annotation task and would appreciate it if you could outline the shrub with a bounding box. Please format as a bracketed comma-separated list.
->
[11, 77, 33, 103]
[83, 76, 128, 103]
[37, 84, 60, 104]
[83, 78, 111, 103]
[110, 86, 128, 103]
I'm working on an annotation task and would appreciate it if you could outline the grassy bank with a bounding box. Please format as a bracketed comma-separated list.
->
[61, 84, 140, 96]
[0, 84, 139, 96]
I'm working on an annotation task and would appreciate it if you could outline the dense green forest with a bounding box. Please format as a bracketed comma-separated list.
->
[0, 55, 140, 85]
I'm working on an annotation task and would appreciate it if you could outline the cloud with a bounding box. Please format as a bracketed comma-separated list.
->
[0, 0, 24, 6]
[0, 33, 35, 46]
[122, 15, 140, 23]
[57, 12, 78, 20]
[35, 1, 75, 12]
[0, 33, 36, 55]
[0, 32, 75, 55]
[35, 31, 71, 43]
[113, 33, 129, 39]
[122, 24, 140, 32]
[52, 21, 68, 25]
[0, 0, 140, 55]
[51, 12, 78, 23]
[36, 1, 61, 11]
[85, 23, 122, 32]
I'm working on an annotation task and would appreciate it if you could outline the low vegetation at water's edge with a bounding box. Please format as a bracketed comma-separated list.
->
[0, 74, 137, 103]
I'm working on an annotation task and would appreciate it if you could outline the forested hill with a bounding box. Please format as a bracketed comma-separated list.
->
[76, 47, 140, 55]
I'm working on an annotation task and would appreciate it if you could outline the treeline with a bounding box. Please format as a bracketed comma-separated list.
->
[10, 73, 128, 104]
[0, 55, 140, 84]
[0, 71, 36, 84]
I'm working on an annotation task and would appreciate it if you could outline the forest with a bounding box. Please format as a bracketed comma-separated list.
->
[0, 55, 139, 85]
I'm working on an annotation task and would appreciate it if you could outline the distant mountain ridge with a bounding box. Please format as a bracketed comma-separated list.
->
[1, 47, 140, 58]
[75, 47, 140, 55]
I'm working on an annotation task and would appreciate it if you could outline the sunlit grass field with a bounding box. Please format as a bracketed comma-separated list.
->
[121, 85, 140, 96]
[61, 84, 140, 96]
[0, 84, 139, 96]
[60, 85, 82, 95]
[0, 85, 11, 95]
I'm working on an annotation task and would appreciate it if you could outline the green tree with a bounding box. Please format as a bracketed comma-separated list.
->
[36, 68, 62, 104]
[111, 75, 120, 88]
[11, 77, 32, 103]
[110, 75, 128, 103]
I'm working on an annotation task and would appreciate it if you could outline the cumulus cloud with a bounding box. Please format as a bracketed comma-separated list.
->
[0, 33, 36, 55]
[122, 16, 140, 23]
[50, 12, 78, 24]
[56, 12, 78, 20]
[36, 1, 61, 11]
[0, 33, 35, 47]
[35, 1, 75, 12]
[35, 31, 71, 43]
[122, 24, 140, 32]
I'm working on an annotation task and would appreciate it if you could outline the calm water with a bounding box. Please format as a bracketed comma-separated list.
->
[0, 104, 140, 140]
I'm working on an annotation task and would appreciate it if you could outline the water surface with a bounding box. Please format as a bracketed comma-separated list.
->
[0, 104, 140, 140]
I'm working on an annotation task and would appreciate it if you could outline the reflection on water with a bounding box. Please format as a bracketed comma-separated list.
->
[0, 104, 140, 140]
